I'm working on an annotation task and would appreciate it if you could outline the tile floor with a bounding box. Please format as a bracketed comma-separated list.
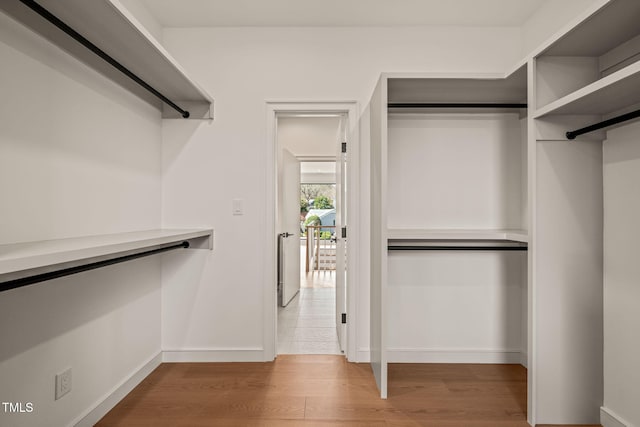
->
[277, 276, 341, 355]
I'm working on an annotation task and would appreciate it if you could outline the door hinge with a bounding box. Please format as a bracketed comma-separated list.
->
[341, 142, 347, 153]
[341, 313, 347, 324]
[341, 227, 347, 238]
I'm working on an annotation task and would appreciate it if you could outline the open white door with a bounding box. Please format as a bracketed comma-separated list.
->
[278, 148, 301, 306]
[335, 115, 347, 352]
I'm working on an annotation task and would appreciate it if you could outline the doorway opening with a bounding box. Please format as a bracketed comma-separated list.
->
[300, 172, 337, 286]
[266, 101, 358, 362]
[276, 115, 343, 355]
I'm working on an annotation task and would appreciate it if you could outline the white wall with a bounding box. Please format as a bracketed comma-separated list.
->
[387, 114, 525, 230]
[0, 11, 162, 427]
[388, 251, 526, 362]
[602, 122, 640, 427]
[159, 25, 522, 361]
[386, 113, 527, 363]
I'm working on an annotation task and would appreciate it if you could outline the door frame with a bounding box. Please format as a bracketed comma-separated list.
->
[265, 101, 359, 361]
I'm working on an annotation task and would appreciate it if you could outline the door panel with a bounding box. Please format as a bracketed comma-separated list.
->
[279, 148, 301, 306]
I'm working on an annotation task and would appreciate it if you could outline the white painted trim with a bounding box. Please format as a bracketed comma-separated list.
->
[162, 349, 266, 362]
[380, 71, 506, 80]
[526, 57, 538, 427]
[265, 104, 278, 361]
[72, 352, 162, 427]
[387, 348, 523, 364]
[357, 348, 371, 363]
[520, 351, 528, 369]
[601, 407, 632, 427]
[265, 101, 360, 363]
[345, 104, 360, 362]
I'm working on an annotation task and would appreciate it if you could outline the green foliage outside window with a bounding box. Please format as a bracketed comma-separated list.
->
[313, 195, 333, 209]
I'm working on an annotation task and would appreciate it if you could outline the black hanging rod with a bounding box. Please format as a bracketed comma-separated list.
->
[388, 245, 527, 251]
[388, 103, 527, 109]
[0, 241, 190, 293]
[18, 0, 190, 119]
[566, 108, 640, 140]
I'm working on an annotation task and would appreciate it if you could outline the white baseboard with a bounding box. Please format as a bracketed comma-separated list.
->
[387, 348, 523, 364]
[520, 351, 528, 368]
[356, 348, 371, 363]
[162, 348, 266, 362]
[72, 352, 162, 427]
[601, 406, 633, 427]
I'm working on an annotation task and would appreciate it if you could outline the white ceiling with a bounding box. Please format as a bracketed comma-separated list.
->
[139, 0, 548, 28]
[277, 116, 341, 158]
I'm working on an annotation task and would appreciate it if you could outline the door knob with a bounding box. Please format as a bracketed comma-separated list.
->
[280, 232, 293, 238]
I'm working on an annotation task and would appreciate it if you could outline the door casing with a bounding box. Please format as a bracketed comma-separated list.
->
[265, 101, 359, 361]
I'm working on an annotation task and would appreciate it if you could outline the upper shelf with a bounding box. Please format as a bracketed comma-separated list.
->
[539, 0, 640, 57]
[0, 0, 213, 119]
[387, 228, 529, 243]
[386, 66, 527, 107]
[0, 229, 213, 288]
[534, 60, 640, 118]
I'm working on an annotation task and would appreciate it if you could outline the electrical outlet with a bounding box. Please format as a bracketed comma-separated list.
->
[55, 368, 72, 400]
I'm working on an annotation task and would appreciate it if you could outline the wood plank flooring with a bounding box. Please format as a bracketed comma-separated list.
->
[96, 355, 601, 426]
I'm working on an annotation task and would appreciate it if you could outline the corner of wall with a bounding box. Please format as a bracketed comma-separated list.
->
[73, 352, 162, 427]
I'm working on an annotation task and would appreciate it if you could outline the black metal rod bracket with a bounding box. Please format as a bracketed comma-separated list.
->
[18, 0, 190, 119]
[566, 108, 640, 140]
[0, 241, 190, 293]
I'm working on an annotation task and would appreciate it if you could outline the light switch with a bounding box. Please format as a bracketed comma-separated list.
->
[232, 199, 243, 215]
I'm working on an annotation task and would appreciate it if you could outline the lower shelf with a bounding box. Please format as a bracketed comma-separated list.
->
[0, 229, 213, 292]
[386, 228, 529, 243]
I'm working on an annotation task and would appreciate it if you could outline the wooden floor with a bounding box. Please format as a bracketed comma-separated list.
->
[97, 355, 600, 426]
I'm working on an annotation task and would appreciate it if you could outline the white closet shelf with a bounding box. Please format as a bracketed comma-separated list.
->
[387, 67, 527, 105]
[0, 229, 213, 286]
[538, 0, 640, 57]
[386, 228, 528, 243]
[0, 0, 213, 119]
[534, 60, 640, 118]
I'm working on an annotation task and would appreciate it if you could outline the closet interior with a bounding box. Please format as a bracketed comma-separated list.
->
[0, 0, 215, 292]
[0, 0, 213, 119]
[531, 0, 640, 423]
[3, 0, 640, 425]
[368, 67, 529, 399]
[367, 0, 640, 424]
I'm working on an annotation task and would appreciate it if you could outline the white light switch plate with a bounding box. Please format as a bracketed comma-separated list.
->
[232, 199, 243, 215]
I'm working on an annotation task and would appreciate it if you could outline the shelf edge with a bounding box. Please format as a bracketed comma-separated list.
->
[0, 229, 213, 285]
[386, 229, 529, 243]
[533, 60, 640, 118]
[107, 0, 214, 105]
